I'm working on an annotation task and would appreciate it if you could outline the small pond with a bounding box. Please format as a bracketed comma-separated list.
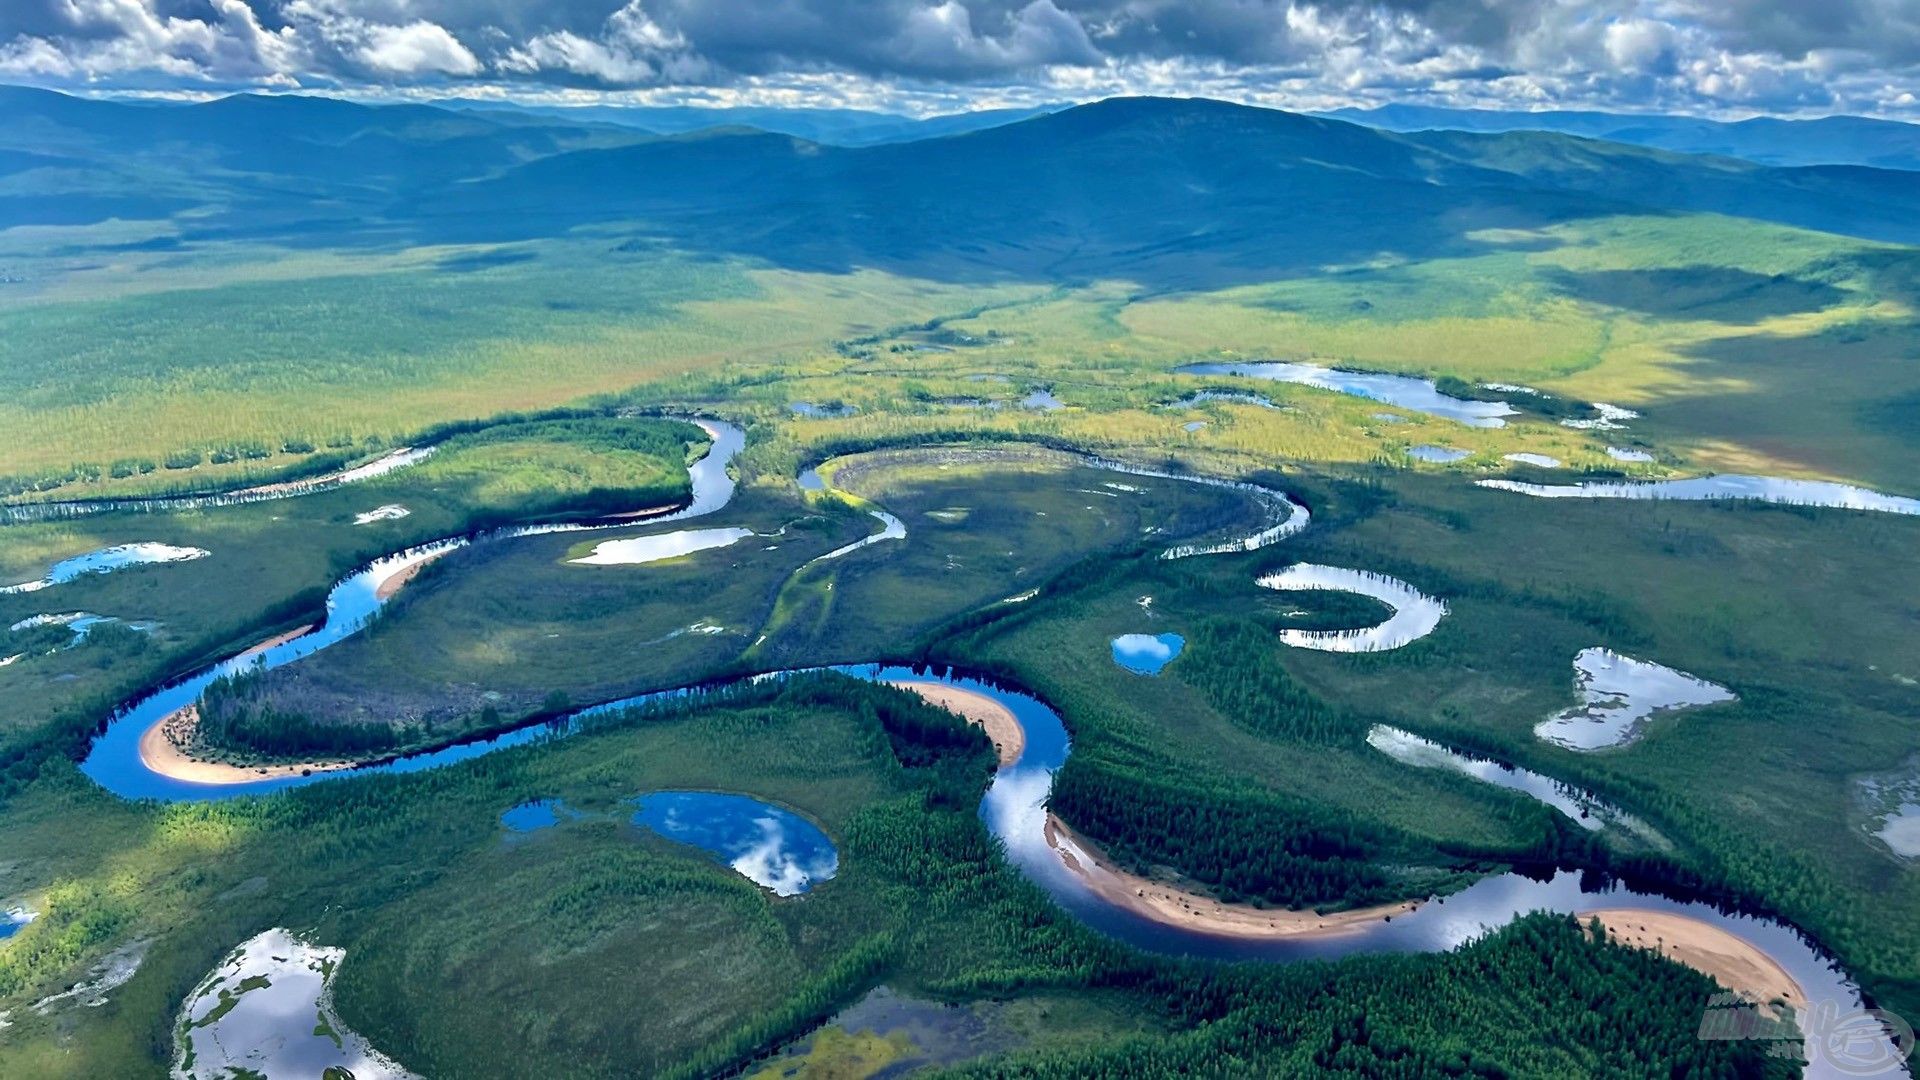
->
[2, 542, 209, 595]
[790, 402, 857, 419]
[630, 790, 839, 896]
[1021, 389, 1065, 411]
[1, 907, 34, 940]
[1560, 402, 1639, 431]
[1110, 633, 1185, 676]
[571, 527, 755, 566]
[1502, 452, 1562, 468]
[354, 503, 410, 525]
[1534, 648, 1736, 751]
[1605, 447, 1655, 463]
[1407, 445, 1470, 463]
[1176, 361, 1516, 427]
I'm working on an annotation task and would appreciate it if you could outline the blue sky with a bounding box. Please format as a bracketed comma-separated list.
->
[4, 1, 1917, 118]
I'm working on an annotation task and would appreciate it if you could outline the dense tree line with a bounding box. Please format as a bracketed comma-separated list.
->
[1050, 765, 1402, 908]
[199, 669, 402, 758]
[1182, 617, 1362, 746]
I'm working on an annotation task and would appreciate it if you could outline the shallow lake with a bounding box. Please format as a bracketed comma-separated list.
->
[173, 928, 410, 1080]
[1176, 362, 1516, 427]
[1258, 564, 1448, 652]
[1, 542, 209, 595]
[1482, 474, 1920, 516]
[1535, 648, 1736, 751]
[1111, 633, 1184, 675]
[631, 791, 839, 896]
[1407, 445, 1470, 463]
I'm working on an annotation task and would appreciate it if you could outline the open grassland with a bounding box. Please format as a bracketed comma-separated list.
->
[0, 238, 1037, 492]
[9, 211, 1920, 503]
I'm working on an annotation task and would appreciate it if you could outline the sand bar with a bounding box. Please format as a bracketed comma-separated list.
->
[885, 680, 1025, 767]
[1045, 815, 1421, 938]
[238, 624, 314, 658]
[375, 549, 453, 601]
[137, 706, 357, 786]
[1582, 908, 1805, 1012]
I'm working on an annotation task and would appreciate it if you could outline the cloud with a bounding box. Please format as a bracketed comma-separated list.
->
[356, 21, 480, 76]
[0, 0, 1917, 118]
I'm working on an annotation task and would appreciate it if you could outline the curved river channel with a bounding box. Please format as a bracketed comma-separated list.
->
[70, 420, 1902, 1077]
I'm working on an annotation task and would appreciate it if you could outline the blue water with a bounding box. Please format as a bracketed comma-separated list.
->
[1110, 633, 1184, 675]
[632, 791, 838, 896]
[2, 543, 208, 594]
[501, 798, 579, 832]
[78, 419, 745, 802]
[1, 910, 32, 939]
[1406, 445, 1471, 463]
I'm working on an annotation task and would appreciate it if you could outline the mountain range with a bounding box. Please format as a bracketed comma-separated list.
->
[4, 88, 1917, 288]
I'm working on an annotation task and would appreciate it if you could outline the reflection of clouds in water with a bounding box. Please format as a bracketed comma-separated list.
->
[729, 816, 839, 897]
[634, 792, 839, 895]
[572, 527, 754, 566]
[1111, 633, 1184, 675]
[1535, 648, 1734, 751]
[1260, 564, 1448, 653]
[1478, 474, 1920, 515]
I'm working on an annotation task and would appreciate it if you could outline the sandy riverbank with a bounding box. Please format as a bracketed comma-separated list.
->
[374, 550, 453, 601]
[239, 624, 314, 658]
[1581, 908, 1805, 1012]
[137, 706, 359, 786]
[601, 504, 678, 521]
[1044, 814, 1422, 938]
[885, 680, 1025, 767]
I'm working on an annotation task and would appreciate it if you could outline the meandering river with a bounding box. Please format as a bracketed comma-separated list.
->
[66, 422, 1903, 1077]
